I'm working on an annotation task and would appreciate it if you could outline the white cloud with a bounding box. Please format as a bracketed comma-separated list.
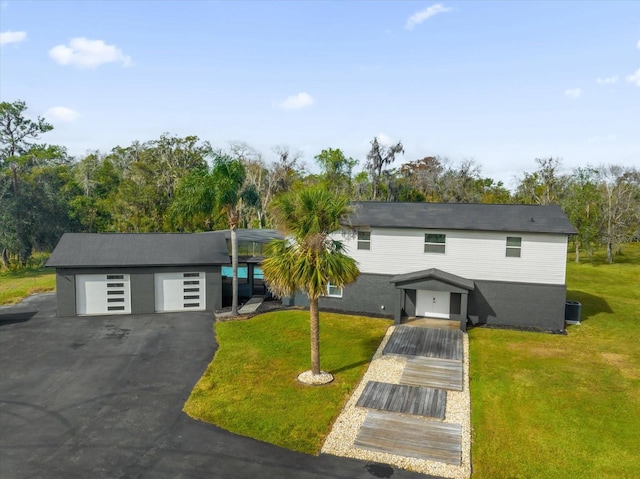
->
[45, 106, 80, 122]
[564, 88, 582, 99]
[0, 30, 26, 46]
[49, 37, 132, 69]
[626, 68, 640, 87]
[405, 4, 452, 30]
[277, 92, 314, 110]
[596, 75, 618, 85]
[637, 40, 640, 49]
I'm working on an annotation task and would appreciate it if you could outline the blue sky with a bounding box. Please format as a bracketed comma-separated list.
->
[1, 1, 638, 187]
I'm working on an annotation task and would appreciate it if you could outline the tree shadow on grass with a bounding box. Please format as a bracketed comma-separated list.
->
[329, 359, 371, 375]
[566, 290, 612, 322]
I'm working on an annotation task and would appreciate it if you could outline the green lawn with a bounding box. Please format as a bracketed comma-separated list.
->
[0, 269, 56, 305]
[184, 310, 391, 454]
[470, 243, 640, 478]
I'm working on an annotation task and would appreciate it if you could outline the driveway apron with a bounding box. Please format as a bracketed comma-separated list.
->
[0, 294, 433, 479]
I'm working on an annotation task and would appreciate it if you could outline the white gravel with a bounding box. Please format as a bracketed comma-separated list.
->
[321, 326, 472, 479]
[297, 370, 334, 385]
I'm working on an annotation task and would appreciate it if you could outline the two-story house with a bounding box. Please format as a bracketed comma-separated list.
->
[290, 202, 576, 331]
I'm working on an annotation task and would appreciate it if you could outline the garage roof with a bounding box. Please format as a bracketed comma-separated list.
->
[46, 233, 230, 268]
[348, 202, 576, 234]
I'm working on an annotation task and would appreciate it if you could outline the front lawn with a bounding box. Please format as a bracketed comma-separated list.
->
[0, 269, 56, 305]
[184, 310, 391, 454]
[470, 243, 640, 478]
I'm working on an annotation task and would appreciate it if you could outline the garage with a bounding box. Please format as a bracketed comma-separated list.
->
[155, 272, 205, 312]
[47, 233, 230, 317]
[76, 274, 131, 315]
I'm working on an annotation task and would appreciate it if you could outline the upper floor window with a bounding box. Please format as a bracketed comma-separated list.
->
[506, 237, 522, 257]
[357, 231, 371, 250]
[424, 233, 446, 254]
[327, 282, 343, 298]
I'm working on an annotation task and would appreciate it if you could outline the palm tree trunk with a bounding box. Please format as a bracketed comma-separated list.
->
[231, 225, 239, 316]
[309, 297, 321, 375]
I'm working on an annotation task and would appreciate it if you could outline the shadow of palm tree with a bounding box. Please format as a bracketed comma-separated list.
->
[329, 358, 371, 375]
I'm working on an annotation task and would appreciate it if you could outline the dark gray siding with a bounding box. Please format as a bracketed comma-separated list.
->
[54, 266, 222, 317]
[55, 271, 76, 317]
[292, 273, 398, 318]
[321, 273, 399, 317]
[468, 280, 566, 330]
[291, 273, 566, 330]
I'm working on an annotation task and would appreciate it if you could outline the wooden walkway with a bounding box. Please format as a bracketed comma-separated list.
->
[356, 381, 446, 419]
[383, 325, 462, 360]
[400, 357, 463, 391]
[355, 410, 462, 465]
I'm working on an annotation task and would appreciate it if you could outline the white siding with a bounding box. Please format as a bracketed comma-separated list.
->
[337, 228, 568, 285]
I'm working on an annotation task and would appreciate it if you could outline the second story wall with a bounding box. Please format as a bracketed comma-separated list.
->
[334, 227, 568, 285]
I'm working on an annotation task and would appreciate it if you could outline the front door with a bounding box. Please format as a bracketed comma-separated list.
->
[415, 290, 450, 319]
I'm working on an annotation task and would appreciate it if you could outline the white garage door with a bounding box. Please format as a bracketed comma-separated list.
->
[416, 290, 450, 319]
[76, 274, 131, 315]
[154, 272, 205, 312]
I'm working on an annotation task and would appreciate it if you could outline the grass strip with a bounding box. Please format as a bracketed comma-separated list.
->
[184, 310, 391, 454]
[0, 269, 56, 305]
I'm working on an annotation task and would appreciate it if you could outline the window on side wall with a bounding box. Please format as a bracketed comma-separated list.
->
[327, 282, 343, 298]
[357, 231, 371, 250]
[424, 233, 446, 254]
[506, 236, 522, 257]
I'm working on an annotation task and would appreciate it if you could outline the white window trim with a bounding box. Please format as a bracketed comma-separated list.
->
[424, 233, 446, 254]
[506, 236, 522, 258]
[357, 230, 371, 251]
[327, 282, 343, 298]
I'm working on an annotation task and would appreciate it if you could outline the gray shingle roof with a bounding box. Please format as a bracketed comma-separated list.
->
[390, 268, 475, 291]
[349, 202, 576, 234]
[46, 233, 230, 268]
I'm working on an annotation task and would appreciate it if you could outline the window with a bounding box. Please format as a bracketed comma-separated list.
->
[424, 233, 446, 254]
[221, 265, 248, 284]
[357, 231, 371, 250]
[506, 237, 522, 257]
[327, 282, 343, 298]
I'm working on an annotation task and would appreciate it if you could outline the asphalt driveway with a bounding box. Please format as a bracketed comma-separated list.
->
[0, 294, 432, 479]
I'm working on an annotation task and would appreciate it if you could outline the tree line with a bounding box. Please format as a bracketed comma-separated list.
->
[1, 100, 638, 269]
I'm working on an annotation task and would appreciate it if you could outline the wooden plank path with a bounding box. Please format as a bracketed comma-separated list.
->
[355, 410, 462, 465]
[356, 381, 446, 419]
[400, 357, 463, 391]
[383, 325, 462, 360]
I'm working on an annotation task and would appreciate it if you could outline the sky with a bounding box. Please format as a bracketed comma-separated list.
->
[1, 0, 639, 188]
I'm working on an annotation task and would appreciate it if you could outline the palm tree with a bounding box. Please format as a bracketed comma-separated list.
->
[261, 187, 360, 380]
[168, 153, 258, 315]
[211, 155, 259, 315]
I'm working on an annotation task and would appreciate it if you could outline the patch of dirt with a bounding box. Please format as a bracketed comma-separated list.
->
[507, 344, 567, 358]
[600, 353, 640, 380]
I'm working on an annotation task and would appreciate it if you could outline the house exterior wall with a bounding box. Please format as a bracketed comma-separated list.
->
[469, 280, 566, 330]
[291, 273, 566, 331]
[293, 273, 398, 318]
[335, 228, 569, 285]
[54, 266, 222, 317]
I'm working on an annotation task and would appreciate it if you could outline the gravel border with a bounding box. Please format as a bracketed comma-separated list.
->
[321, 326, 471, 479]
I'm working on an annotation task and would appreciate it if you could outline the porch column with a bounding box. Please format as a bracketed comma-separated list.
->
[394, 289, 404, 325]
[460, 292, 469, 331]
